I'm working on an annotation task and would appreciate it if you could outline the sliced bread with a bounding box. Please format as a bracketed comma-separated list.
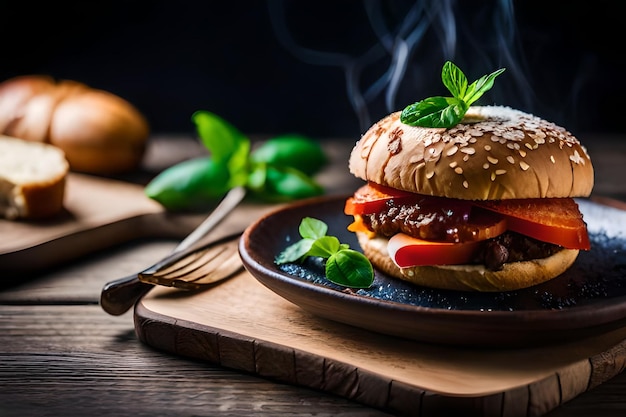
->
[0, 135, 69, 219]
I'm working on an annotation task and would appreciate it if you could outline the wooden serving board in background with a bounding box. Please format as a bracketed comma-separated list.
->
[0, 173, 201, 273]
[136, 270, 626, 417]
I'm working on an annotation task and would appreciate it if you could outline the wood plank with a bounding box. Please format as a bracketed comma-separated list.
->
[0, 305, 390, 417]
[136, 271, 626, 416]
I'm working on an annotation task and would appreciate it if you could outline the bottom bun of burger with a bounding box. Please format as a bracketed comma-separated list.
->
[356, 232, 578, 292]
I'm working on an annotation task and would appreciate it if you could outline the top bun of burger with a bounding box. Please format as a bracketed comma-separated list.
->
[349, 106, 593, 200]
[347, 106, 594, 292]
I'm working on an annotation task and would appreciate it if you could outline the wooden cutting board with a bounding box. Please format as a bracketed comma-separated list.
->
[135, 269, 626, 417]
[0, 173, 202, 273]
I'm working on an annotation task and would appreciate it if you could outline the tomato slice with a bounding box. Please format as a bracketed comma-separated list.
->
[388, 233, 481, 267]
[346, 183, 590, 250]
[475, 198, 590, 250]
[344, 182, 418, 215]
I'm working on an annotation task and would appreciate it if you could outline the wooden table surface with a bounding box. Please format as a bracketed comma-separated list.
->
[1, 133, 626, 417]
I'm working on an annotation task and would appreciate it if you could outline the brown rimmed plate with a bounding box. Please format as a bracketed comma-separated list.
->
[239, 195, 626, 347]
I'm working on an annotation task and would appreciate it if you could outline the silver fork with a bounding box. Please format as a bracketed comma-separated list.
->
[100, 186, 246, 316]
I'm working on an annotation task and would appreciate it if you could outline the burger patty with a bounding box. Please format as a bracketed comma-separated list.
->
[362, 208, 562, 271]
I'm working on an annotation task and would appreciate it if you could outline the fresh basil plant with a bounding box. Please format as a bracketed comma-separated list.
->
[401, 61, 505, 128]
[145, 111, 327, 210]
[276, 217, 374, 289]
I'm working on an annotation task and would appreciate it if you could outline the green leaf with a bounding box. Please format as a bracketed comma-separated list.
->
[400, 96, 467, 128]
[299, 217, 328, 239]
[307, 236, 342, 258]
[401, 61, 505, 129]
[248, 164, 324, 202]
[250, 134, 327, 176]
[463, 67, 506, 106]
[246, 163, 267, 191]
[226, 138, 251, 188]
[275, 218, 374, 289]
[275, 238, 315, 264]
[191, 111, 249, 164]
[325, 249, 374, 288]
[144, 157, 231, 210]
[441, 61, 468, 99]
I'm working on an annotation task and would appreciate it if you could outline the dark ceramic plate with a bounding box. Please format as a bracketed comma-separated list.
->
[239, 195, 626, 347]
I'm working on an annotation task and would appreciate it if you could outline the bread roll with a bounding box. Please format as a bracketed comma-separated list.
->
[0, 75, 149, 174]
[349, 106, 594, 200]
[0, 135, 69, 219]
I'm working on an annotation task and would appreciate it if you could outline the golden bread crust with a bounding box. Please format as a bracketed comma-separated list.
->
[349, 106, 594, 200]
[0, 135, 68, 219]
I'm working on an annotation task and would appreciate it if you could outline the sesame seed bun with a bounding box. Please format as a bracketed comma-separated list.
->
[349, 106, 594, 200]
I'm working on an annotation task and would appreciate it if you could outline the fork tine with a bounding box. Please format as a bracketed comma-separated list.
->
[139, 234, 242, 289]
[177, 249, 242, 285]
[151, 242, 239, 282]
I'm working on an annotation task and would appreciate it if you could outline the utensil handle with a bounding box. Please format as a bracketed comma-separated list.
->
[100, 187, 247, 316]
[100, 274, 153, 316]
[175, 186, 246, 252]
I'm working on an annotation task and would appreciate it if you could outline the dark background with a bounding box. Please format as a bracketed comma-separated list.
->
[2, 0, 623, 139]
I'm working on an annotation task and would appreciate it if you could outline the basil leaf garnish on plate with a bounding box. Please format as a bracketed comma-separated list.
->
[276, 217, 374, 289]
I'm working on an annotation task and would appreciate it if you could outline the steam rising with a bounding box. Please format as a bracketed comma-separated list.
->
[268, 0, 533, 133]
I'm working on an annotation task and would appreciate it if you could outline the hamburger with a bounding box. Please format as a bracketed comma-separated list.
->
[344, 105, 594, 292]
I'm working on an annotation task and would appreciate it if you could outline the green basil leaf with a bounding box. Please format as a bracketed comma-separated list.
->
[462, 67, 506, 106]
[250, 134, 328, 176]
[249, 164, 324, 202]
[307, 236, 342, 258]
[191, 110, 249, 164]
[299, 217, 328, 240]
[226, 138, 251, 188]
[400, 96, 467, 128]
[401, 62, 505, 129]
[325, 249, 374, 288]
[246, 163, 267, 192]
[144, 157, 231, 210]
[275, 238, 315, 264]
[441, 61, 467, 99]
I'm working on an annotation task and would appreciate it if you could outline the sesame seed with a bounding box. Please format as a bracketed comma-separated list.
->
[447, 145, 459, 156]
[487, 156, 499, 165]
[484, 145, 491, 151]
[570, 150, 584, 164]
[495, 169, 507, 175]
[461, 147, 476, 154]
[520, 161, 530, 171]
[550, 155, 555, 163]
[518, 149, 527, 157]
[506, 156, 515, 164]
[455, 167, 463, 174]
[525, 143, 533, 150]
[483, 163, 490, 169]
[491, 172, 496, 181]
[449, 161, 458, 168]
[463, 180, 469, 188]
